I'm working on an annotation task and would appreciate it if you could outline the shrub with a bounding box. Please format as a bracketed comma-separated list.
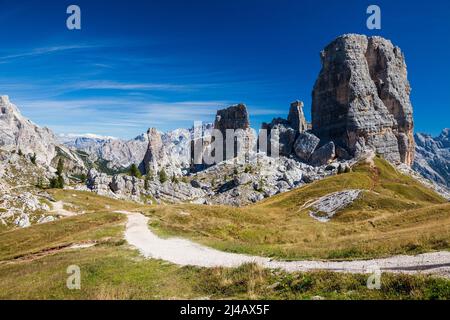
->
[30, 153, 37, 165]
[129, 164, 142, 178]
[49, 177, 64, 189]
[56, 158, 64, 176]
[78, 173, 87, 183]
[159, 169, 168, 183]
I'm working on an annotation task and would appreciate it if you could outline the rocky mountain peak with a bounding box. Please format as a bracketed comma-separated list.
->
[140, 128, 164, 174]
[312, 34, 415, 166]
[214, 104, 250, 132]
[288, 100, 307, 133]
[1, 95, 10, 105]
[414, 128, 450, 188]
[0, 95, 57, 164]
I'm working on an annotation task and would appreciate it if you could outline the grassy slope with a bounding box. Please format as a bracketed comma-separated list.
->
[147, 157, 450, 260]
[1, 157, 449, 299]
[0, 207, 448, 300]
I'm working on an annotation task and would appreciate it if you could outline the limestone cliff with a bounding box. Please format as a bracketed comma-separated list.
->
[312, 34, 415, 166]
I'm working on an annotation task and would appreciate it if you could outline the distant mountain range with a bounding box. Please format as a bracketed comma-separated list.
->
[414, 129, 450, 188]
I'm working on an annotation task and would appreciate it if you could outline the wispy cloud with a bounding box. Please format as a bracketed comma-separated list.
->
[13, 95, 282, 138]
[14, 97, 227, 137]
[68, 80, 202, 92]
[0, 45, 97, 64]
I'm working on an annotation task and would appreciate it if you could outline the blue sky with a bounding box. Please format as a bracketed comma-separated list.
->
[0, 0, 449, 139]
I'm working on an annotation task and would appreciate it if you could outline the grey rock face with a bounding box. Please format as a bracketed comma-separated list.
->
[64, 126, 206, 176]
[140, 128, 164, 175]
[0, 96, 84, 171]
[0, 96, 56, 165]
[87, 167, 206, 203]
[233, 173, 253, 186]
[214, 104, 250, 132]
[110, 175, 143, 196]
[413, 129, 450, 189]
[312, 34, 415, 166]
[310, 142, 336, 166]
[270, 121, 297, 156]
[294, 132, 321, 162]
[263, 101, 308, 156]
[305, 190, 363, 222]
[139, 127, 199, 177]
[62, 134, 148, 171]
[191, 153, 340, 206]
[1, 97, 86, 177]
[0, 150, 58, 229]
[214, 104, 254, 161]
[288, 100, 308, 133]
[190, 180, 210, 190]
[87, 168, 113, 195]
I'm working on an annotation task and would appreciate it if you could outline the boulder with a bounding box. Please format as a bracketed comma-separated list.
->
[294, 132, 321, 162]
[190, 180, 203, 189]
[233, 173, 253, 186]
[190, 179, 211, 190]
[86, 168, 112, 195]
[310, 142, 336, 166]
[270, 123, 297, 156]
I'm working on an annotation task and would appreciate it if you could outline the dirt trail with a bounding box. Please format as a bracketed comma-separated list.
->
[51, 201, 77, 217]
[119, 211, 450, 277]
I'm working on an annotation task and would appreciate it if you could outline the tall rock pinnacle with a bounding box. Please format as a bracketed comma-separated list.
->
[140, 128, 164, 175]
[312, 34, 415, 166]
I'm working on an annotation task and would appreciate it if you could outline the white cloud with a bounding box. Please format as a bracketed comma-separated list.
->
[68, 80, 200, 92]
[58, 133, 118, 140]
[0, 45, 97, 63]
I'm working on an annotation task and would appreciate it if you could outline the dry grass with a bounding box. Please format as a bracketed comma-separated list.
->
[0, 174, 449, 300]
[146, 157, 450, 260]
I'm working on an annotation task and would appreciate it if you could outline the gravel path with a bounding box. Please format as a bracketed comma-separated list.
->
[120, 211, 450, 277]
[51, 201, 77, 217]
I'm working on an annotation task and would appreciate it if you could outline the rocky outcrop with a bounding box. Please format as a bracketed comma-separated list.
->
[61, 133, 148, 171]
[140, 128, 164, 175]
[312, 34, 415, 166]
[304, 190, 363, 222]
[139, 126, 213, 177]
[413, 129, 450, 190]
[0, 95, 85, 172]
[294, 132, 321, 162]
[86, 168, 113, 195]
[262, 101, 308, 156]
[288, 101, 308, 133]
[0, 149, 55, 229]
[262, 118, 297, 156]
[214, 104, 250, 132]
[214, 104, 254, 161]
[86, 168, 206, 203]
[190, 153, 348, 206]
[0, 95, 56, 165]
[310, 141, 336, 166]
